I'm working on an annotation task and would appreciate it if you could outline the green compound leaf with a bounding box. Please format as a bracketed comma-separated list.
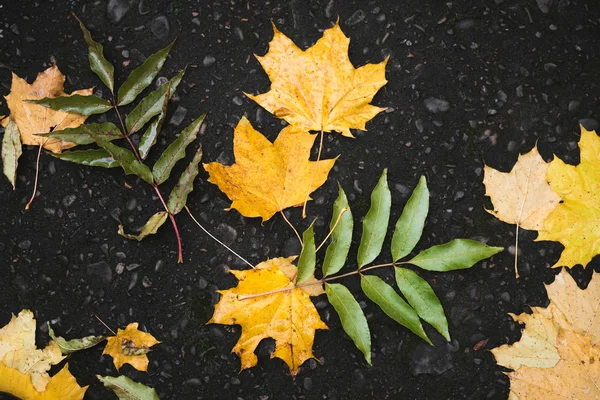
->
[322, 185, 353, 277]
[391, 175, 429, 262]
[326, 283, 371, 365]
[28, 95, 113, 116]
[97, 375, 160, 400]
[126, 68, 186, 134]
[91, 135, 153, 184]
[75, 15, 115, 93]
[37, 122, 121, 145]
[357, 169, 391, 268]
[167, 145, 203, 215]
[50, 149, 118, 168]
[1, 118, 22, 189]
[409, 239, 504, 272]
[47, 323, 106, 354]
[118, 40, 175, 106]
[295, 222, 316, 284]
[395, 267, 450, 341]
[360, 274, 431, 344]
[152, 114, 205, 185]
[118, 211, 168, 241]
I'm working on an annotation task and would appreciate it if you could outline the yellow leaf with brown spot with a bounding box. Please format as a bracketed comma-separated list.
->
[0, 363, 87, 400]
[4, 64, 92, 153]
[491, 269, 600, 399]
[102, 322, 160, 371]
[209, 257, 327, 375]
[536, 126, 600, 268]
[245, 22, 387, 137]
[204, 117, 336, 221]
[0, 310, 65, 391]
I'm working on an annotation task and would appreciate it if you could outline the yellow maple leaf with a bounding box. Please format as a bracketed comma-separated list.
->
[0, 363, 87, 400]
[0, 310, 65, 391]
[536, 126, 600, 268]
[4, 64, 93, 153]
[245, 22, 387, 137]
[483, 145, 561, 277]
[102, 322, 160, 371]
[204, 117, 336, 221]
[491, 269, 600, 399]
[209, 257, 327, 375]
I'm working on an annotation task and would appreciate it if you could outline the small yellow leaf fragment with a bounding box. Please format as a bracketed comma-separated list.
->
[4, 64, 92, 153]
[0, 363, 87, 400]
[209, 257, 328, 375]
[246, 22, 387, 137]
[204, 117, 336, 221]
[491, 269, 600, 399]
[537, 127, 600, 268]
[103, 322, 160, 371]
[484, 145, 560, 230]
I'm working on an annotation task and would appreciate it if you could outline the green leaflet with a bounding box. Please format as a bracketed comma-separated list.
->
[47, 323, 105, 354]
[118, 212, 168, 241]
[139, 103, 168, 160]
[395, 267, 450, 341]
[1, 118, 22, 189]
[75, 15, 115, 93]
[91, 136, 154, 184]
[37, 122, 121, 145]
[118, 40, 175, 106]
[126, 68, 186, 134]
[152, 114, 206, 185]
[28, 95, 113, 116]
[357, 169, 391, 268]
[50, 149, 118, 168]
[167, 145, 203, 215]
[360, 274, 431, 344]
[326, 283, 371, 364]
[409, 239, 504, 272]
[295, 222, 316, 284]
[97, 375, 160, 400]
[322, 185, 353, 277]
[391, 175, 429, 262]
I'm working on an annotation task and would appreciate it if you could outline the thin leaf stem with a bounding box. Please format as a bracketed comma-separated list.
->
[92, 313, 117, 336]
[113, 99, 141, 160]
[315, 206, 348, 252]
[279, 209, 303, 246]
[25, 143, 44, 210]
[185, 205, 256, 269]
[302, 128, 324, 218]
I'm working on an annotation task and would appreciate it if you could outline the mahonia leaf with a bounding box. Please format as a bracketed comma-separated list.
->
[1, 117, 22, 189]
[97, 375, 160, 400]
[47, 323, 106, 354]
[167, 145, 202, 215]
[75, 14, 115, 92]
[118, 211, 168, 241]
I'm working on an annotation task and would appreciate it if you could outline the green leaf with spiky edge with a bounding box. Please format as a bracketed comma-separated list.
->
[50, 149, 118, 168]
[326, 283, 371, 364]
[152, 114, 205, 185]
[295, 222, 316, 284]
[1, 118, 21, 189]
[322, 184, 353, 277]
[74, 14, 115, 93]
[167, 145, 203, 215]
[139, 102, 168, 160]
[91, 135, 153, 184]
[97, 375, 160, 400]
[360, 274, 431, 344]
[47, 323, 106, 354]
[118, 40, 175, 106]
[126, 69, 186, 134]
[36, 122, 121, 145]
[357, 169, 391, 268]
[28, 95, 113, 115]
[395, 267, 450, 341]
[408, 239, 504, 272]
[391, 175, 429, 262]
[118, 211, 168, 241]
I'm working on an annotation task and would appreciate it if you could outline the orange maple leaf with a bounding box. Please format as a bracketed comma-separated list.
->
[102, 322, 160, 371]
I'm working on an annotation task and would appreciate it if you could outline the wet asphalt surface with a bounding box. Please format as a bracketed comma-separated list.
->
[1, 0, 600, 399]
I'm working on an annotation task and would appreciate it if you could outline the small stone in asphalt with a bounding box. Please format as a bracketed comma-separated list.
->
[87, 261, 113, 284]
[151, 16, 170, 41]
[169, 106, 188, 126]
[107, 0, 131, 24]
[424, 97, 450, 113]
